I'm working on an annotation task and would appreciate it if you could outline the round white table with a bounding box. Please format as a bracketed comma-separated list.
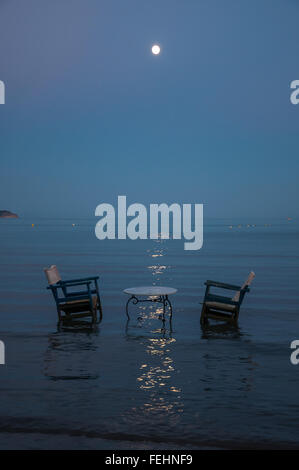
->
[123, 286, 177, 319]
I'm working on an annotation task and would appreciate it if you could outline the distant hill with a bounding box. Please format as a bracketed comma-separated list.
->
[0, 210, 18, 218]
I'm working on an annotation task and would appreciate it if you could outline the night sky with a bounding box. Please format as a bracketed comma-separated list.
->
[0, 0, 298, 217]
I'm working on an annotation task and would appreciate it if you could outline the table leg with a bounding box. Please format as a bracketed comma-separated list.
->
[162, 296, 166, 321]
[165, 295, 173, 318]
[126, 294, 173, 321]
[126, 295, 139, 319]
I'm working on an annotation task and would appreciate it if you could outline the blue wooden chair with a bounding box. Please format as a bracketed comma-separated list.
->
[44, 265, 103, 324]
[200, 272, 255, 324]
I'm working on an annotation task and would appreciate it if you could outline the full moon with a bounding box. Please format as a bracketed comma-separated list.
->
[151, 44, 161, 55]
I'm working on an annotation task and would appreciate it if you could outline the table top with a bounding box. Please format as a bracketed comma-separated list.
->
[123, 286, 178, 296]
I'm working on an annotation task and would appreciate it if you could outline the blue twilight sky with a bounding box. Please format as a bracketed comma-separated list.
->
[0, 0, 298, 218]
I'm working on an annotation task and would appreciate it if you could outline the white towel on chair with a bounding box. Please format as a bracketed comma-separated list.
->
[232, 271, 255, 302]
[44, 265, 61, 285]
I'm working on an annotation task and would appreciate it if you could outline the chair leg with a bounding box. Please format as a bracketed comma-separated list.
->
[200, 304, 208, 324]
[97, 295, 103, 322]
[57, 307, 62, 323]
[92, 309, 97, 324]
[232, 308, 240, 324]
[91, 301, 98, 324]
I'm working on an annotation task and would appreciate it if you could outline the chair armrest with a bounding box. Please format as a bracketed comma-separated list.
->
[60, 281, 92, 288]
[46, 282, 93, 306]
[205, 280, 242, 291]
[60, 276, 99, 284]
[47, 281, 92, 290]
[205, 293, 239, 305]
[64, 288, 97, 297]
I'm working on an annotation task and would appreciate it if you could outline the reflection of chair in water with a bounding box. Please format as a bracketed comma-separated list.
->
[200, 272, 255, 324]
[44, 331, 100, 381]
[57, 319, 99, 332]
[201, 321, 241, 340]
[44, 265, 103, 324]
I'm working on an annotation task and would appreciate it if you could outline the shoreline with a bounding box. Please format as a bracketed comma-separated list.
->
[0, 423, 298, 450]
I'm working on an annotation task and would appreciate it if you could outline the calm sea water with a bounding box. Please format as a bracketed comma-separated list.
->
[0, 217, 298, 449]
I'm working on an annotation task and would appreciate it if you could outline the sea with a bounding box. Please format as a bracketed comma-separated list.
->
[0, 217, 298, 449]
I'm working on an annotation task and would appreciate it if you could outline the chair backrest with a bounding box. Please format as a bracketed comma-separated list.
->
[44, 265, 61, 285]
[232, 271, 255, 302]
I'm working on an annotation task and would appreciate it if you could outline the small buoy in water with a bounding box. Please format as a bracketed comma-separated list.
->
[32, 224, 34, 227]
